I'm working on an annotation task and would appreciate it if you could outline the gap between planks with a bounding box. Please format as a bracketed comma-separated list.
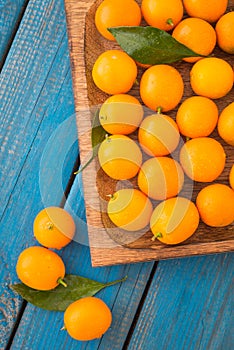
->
[122, 262, 158, 350]
[4, 154, 80, 349]
[0, 0, 30, 71]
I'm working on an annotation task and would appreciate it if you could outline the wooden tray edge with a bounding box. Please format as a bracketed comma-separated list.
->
[64, 0, 234, 267]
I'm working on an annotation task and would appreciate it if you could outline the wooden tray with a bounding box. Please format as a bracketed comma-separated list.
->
[64, 0, 234, 266]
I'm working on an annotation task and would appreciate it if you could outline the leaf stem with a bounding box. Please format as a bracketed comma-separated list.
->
[151, 232, 163, 241]
[74, 155, 94, 175]
[157, 107, 163, 114]
[105, 275, 128, 287]
[166, 18, 174, 27]
[58, 278, 67, 288]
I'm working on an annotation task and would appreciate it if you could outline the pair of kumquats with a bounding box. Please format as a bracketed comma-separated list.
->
[16, 207, 112, 341]
[92, 0, 234, 244]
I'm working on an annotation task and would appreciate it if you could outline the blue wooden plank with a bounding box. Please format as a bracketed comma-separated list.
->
[0, 0, 28, 63]
[10, 174, 155, 349]
[0, 0, 78, 346]
[127, 254, 234, 350]
[0, 0, 74, 217]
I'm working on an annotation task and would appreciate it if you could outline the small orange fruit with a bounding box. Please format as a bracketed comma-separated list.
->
[183, 0, 228, 23]
[216, 11, 234, 54]
[138, 157, 184, 200]
[190, 57, 233, 99]
[196, 184, 234, 227]
[138, 113, 180, 156]
[16, 246, 66, 290]
[98, 135, 142, 180]
[64, 297, 112, 341]
[107, 188, 153, 231]
[141, 0, 184, 31]
[229, 165, 234, 190]
[140, 64, 184, 112]
[99, 94, 144, 135]
[95, 0, 141, 41]
[172, 17, 216, 63]
[92, 50, 137, 95]
[176, 96, 219, 138]
[150, 197, 200, 244]
[33, 207, 75, 249]
[180, 137, 226, 182]
[217, 102, 234, 146]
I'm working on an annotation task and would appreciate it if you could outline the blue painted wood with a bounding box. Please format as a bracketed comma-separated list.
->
[128, 253, 234, 350]
[0, 0, 154, 347]
[0, 0, 79, 346]
[0, 0, 28, 63]
[10, 174, 155, 350]
[0, 0, 76, 217]
[1, 0, 232, 349]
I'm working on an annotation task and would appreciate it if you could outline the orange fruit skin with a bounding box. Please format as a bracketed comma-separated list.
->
[92, 50, 137, 95]
[64, 297, 112, 341]
[141, 0, 184, 31]
[33, 207, 75, 249]
[217, 102, 234, 146]
[180, 137, 226, 182]
[16, 246, 65, 290]
[172, 17, 216, 63]
[138, 157, 184, 200]
[140, 65, 184, 112]
[107, 188, 153, 231]
[98, 135, 142, 180]
[150, 197, 200, 244]
[176, 96, 219, 138]
[216, 12, 234, 54]
[196, 184, 234, 227]
[229, 165, 234, 190]
[190, 57, 233, 99]
[99, 94, 144, 135]
[138, 113, 180, 156]
[95, 0, 141, 41]
[183, 0, 228, 23]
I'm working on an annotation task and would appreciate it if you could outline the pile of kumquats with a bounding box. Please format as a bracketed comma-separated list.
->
[13, 0, 234, 343]
[92, 0, 234, 245]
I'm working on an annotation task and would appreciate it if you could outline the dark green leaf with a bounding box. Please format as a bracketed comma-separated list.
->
[108, 26, 203, 65]
[10, 274, 127, 311]
[75, 109, 106, 174]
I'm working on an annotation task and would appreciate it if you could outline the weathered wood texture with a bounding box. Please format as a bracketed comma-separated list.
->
[0, 0, 154, 349]
[0, 0, 29, 65]
[64, 0, 234, 267]
[1, 0, 233, 349]
[128, 253, 234, 350]
[10, 174, 155, 350]
[0, 0, 78, 347]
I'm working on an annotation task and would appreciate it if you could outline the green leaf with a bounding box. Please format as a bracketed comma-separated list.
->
[108, 26, 203, 65]
[74, 109, 107, 174]
[10, 274, 127, 311]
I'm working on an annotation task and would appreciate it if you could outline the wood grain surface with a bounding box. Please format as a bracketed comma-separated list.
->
[11, 174, 155, 350]
[127, 253, 234, 350]
[1, 0, 233, 349]
[0, 0, 29, 66]
[65, 0, 234, 266]
[0, 0, 77, 347]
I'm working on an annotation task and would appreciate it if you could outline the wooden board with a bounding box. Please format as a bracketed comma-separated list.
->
[64, 0, 234, 267]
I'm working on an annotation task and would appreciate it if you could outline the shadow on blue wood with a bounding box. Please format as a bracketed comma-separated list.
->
[1, 0, 233, 349]
[10, 173, 154, 350]
[127, 253, 234, 350]
[0, 0, 29, 65]
[0, 0, 78, 346]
